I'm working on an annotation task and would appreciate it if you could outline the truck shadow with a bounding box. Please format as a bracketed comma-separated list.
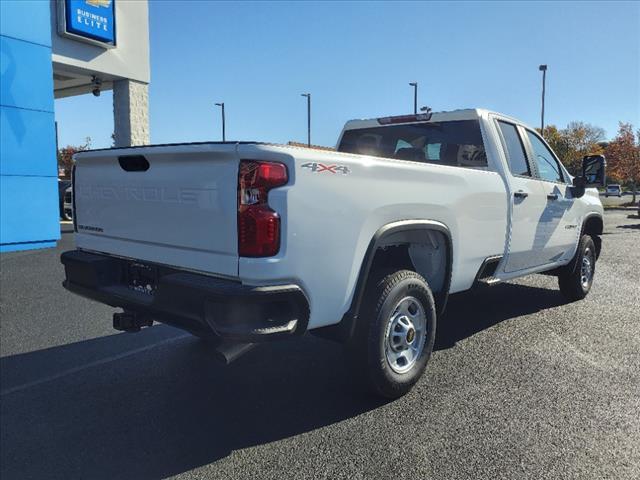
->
[436, 282, 566, 350]
[1, 282, 564, 479]
[0, 329, 383, 479]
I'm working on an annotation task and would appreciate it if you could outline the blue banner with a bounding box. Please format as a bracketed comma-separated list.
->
[65, 0, 115, 44]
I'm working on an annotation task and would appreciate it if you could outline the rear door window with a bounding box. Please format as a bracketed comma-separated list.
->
[338, 120, 487, 169]
[497, 121, 531, 177]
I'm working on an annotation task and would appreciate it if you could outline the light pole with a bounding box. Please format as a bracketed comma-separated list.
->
[215, 102, 225, 141]
[539, 65, 547, 133]
[409, 82, 418, 114]
[301, 93, 311, 147]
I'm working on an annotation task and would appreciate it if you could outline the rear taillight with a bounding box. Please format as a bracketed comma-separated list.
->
[238, 160, 288, 257]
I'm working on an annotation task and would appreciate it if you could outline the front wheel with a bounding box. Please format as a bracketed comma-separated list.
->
[348, 270, 436, 399]
[558, 235, 596, 301]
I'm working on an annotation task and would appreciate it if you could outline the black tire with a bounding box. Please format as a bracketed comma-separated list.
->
[349, 269, 437, 399]
[558, 234, 596, 301]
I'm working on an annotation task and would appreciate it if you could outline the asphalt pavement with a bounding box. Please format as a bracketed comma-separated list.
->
[1, 211, 639, 480]
[600, 193, 634, 208]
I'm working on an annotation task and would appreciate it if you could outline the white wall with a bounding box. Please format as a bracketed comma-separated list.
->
[51, 0, 150, 85]
[50, 0, 151, 146]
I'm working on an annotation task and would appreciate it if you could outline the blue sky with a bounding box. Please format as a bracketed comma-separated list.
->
[55, 0, 640, 149]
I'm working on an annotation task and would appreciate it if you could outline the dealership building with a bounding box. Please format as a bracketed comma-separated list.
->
[1, 0, 150, 252]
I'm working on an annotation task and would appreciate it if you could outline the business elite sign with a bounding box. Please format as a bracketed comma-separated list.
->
[58, 0, 116, 47]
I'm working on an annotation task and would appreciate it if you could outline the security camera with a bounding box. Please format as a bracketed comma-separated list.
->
[91, 76, 102, 97]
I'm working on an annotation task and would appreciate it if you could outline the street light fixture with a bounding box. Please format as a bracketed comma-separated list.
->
[538, 65, 547, 133]
[301, 93, 311, 147]
[409, 82, 418, 114]
[215, 102, 225, 142]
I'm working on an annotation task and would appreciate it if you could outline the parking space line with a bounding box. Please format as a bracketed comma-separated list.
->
[0, 333, 191, 397]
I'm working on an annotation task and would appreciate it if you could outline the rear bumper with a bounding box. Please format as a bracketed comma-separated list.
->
[61, 250, 309, 341]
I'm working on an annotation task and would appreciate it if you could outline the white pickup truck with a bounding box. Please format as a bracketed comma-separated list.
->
[61, 109, 605, 398]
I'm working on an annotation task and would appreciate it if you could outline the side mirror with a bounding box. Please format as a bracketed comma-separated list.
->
[582, 154, 606, 187]
[572, 155, 606, 198]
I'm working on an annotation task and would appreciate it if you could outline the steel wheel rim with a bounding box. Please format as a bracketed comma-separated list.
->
[581, 247, 594, 290]
[384, 296, 427, 374]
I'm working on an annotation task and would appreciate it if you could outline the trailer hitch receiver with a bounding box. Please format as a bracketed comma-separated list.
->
[113, 311, 153, 333]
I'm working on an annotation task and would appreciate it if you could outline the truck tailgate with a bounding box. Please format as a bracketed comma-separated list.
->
[73, 144, 239, 277]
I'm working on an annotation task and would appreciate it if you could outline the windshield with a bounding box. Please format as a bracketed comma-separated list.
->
[338, 120, 487, 168]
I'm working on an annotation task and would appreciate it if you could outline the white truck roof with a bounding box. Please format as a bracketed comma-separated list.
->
[341, 108, 522, 131]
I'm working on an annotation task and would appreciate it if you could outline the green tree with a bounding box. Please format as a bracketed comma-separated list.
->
[540, 122, 605, 176]
[560, 122, 606, 175]
[540, 125, 570, 164]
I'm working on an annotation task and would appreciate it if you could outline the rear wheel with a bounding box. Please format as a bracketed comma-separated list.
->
[558, 235, 596, 301]
[349, 270, 436, 399]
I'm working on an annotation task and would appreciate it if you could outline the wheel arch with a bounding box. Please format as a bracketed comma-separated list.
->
[582, 213, 603, 258]
[315, 220, 453, 343]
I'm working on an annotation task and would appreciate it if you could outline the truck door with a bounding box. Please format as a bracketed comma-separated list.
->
[495, 120, 549, 272]
[522, 129, 581, 264]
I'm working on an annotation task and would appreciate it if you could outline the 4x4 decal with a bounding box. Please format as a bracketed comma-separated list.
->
[301, 162, 350, 175]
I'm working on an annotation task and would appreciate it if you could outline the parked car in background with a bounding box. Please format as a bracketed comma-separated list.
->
[58, 179, 71, 220]
[605, 184, 622, 197]
[63, 186, 73, 221]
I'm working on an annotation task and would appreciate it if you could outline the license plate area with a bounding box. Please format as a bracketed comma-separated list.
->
[126, 262, 158, 295]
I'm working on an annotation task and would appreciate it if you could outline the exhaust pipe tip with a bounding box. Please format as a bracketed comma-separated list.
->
[201, 337, 256, 365]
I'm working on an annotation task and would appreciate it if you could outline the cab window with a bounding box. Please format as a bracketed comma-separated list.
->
[338, 120, 487, 169]
[525, 131, 565, 183]
[497, 121, 530, 176]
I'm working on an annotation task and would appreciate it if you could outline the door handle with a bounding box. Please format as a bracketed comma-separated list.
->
[547, 193, 559, 201]
[514, 190, 528, 199]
